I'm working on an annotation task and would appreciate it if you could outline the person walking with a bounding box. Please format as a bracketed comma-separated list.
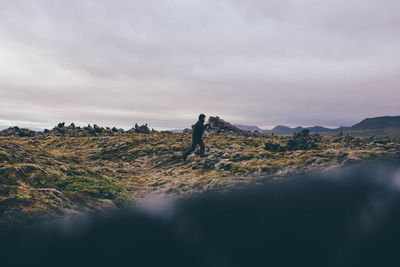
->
[183, 114, 210, 161]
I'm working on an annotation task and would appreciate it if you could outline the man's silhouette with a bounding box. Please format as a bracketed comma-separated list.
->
[183, 114, 210, 161]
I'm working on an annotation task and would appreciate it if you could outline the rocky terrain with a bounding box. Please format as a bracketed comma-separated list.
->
[0, 122, 156, 137]
[1, 117, 400, 225]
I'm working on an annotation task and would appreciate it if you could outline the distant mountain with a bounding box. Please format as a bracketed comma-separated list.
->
[233, 124, 349, 134]
[234, 124, 264, 132]
[351, 116, 400, 130]
[267, 125, 349, 133]
[269, 125, 295, 133]
[266, 115, 400, 134]
[170, 129, 184, 133]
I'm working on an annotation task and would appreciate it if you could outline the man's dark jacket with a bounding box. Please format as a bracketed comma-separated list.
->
[192, 120, 209, 141]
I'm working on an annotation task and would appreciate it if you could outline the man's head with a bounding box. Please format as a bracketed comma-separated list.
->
[199, 114, 206, 122]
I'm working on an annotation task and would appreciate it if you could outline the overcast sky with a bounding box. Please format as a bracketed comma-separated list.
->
[0, 0, 399, 130]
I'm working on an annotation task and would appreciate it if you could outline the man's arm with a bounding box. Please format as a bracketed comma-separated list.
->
[204, 121, 211, 130]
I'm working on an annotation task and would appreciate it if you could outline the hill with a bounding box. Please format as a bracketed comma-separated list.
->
[351, 116, 400, 130]
[267, 125, 349, 134]
[267, 115, 400, 134]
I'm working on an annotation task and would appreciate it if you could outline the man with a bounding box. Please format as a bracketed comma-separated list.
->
[183, 114, 210, 161]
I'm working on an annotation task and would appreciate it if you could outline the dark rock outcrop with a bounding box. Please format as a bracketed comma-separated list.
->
[264, 141, 284, 152]
[207, 116, 263, 137]
[264, 130, 320, 152]
[0, 122, 156, 137]
[130, 123, 151, 134]
[203, 156, 221, 169]
[285, 130, 320, 150]
[0, 127, 36, 137]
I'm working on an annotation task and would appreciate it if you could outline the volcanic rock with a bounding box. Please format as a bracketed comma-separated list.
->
[285, 130, 319, 150]
[0, 127, 36, 137]
[264, 141, 284, 152]
[207, 116, 258, 137]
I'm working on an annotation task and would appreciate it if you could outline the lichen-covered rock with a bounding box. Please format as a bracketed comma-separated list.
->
[264, 130, 320, 151]
[132, 123, 151, 134]
[264, 141, 284, 152]
[285, 130, 319, 150]
[183, 128, 192, 134]
[0, 127, 36, 137]
[208, 116, 260, 137]
[0, 122, 156, 138]
[203, 156, 221, 169]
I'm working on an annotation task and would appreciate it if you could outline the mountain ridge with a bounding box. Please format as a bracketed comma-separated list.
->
[351, 116, 400, 130]
[235, 115, 400, 134]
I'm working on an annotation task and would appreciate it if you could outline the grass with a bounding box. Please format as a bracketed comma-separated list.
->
[1, 132, 400, 224]
[55, 175, 125, 200]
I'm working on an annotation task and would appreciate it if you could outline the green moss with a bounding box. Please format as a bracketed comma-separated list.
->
[55, 175, 125, 200]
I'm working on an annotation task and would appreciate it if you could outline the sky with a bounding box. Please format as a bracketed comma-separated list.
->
[0, 0, 399, 130]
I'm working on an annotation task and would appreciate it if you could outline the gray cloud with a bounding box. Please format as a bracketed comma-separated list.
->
[0, 0, 399, 129]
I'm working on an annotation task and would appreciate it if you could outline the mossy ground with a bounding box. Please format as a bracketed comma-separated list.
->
[1, 132, 400, 224]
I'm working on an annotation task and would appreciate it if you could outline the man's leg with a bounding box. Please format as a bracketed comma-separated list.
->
[199, 139, 205, 157]
[183, 141, 197, 160]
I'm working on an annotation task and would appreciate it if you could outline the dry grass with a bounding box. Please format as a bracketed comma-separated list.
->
[1, 132, 399, 223]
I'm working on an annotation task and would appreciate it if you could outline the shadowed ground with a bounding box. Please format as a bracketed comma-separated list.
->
[1, 160, 400, 267]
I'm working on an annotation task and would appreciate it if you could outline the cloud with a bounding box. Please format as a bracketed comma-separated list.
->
[0, 0, 399, 129]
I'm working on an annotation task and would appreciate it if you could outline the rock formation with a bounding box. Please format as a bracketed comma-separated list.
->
[0, 123, 156, 137]
[264, 130, 320, 152]
[0, 127, 36, 137]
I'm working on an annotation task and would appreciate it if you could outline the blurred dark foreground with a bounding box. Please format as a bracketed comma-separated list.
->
[2, 160, 400, 267]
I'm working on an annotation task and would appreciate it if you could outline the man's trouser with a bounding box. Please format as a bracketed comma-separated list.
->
[184, 138, 205, 158]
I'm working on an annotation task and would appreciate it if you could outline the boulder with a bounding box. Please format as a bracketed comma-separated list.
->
[183, 128, 192, 134]
[130, 123, 151, 134]
[0, 126, 36, 137]
[207, 116, 255, 136]
[203, 156, 221, 169]
[285, 130, 319, 150]
[264, 141, 284, 152]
